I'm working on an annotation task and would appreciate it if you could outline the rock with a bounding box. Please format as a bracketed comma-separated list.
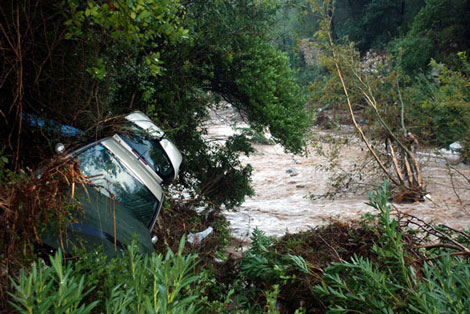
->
[361, 49, 388, 74]
[315, 114, 333, 129]
[439, 141, 463, 164]
[298, 39, 321, 66]
[449, 141, 463, 152]
[286, 168, 298, 177]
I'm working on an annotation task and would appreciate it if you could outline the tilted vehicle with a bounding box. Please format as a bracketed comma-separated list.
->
[114, 111, 182, 185]
[42, 112, 182, 256]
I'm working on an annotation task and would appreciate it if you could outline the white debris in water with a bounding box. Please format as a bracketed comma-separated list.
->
[450, 141, 463, 152]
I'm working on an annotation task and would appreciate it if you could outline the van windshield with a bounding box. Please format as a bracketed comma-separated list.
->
[76, 144, 159, 229]
[119, 125, 174, 182]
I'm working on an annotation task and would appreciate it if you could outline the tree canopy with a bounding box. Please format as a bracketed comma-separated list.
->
[0, 0, 310, 208]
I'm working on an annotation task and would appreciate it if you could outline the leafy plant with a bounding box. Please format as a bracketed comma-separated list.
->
[8, 249, 99, 314]
[264, 284, 281, 314]
[241, 228, 310, 284]
[406, 55, 470, 156]
[415, 255, 470, 313]
[63, 0, 188, 77]
[103, 236, 199, 313]
[313, 182, 470, 313]
[313, 183, 415, 312]
[9, 237, 199, 313]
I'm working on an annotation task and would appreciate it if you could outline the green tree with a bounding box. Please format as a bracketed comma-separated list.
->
[0, 0, 310, 209]
[394, 0, 470, 73]
[142, 0, 311, 207]
[332, 0, 424, 52]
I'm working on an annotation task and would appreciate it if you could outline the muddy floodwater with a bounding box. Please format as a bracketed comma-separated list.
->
[204, 106, 470, 242]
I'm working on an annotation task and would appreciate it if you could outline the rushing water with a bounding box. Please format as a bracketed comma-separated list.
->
[205, 105, 470, 242]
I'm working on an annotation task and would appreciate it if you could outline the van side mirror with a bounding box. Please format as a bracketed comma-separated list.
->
[54, 143, 65, 154]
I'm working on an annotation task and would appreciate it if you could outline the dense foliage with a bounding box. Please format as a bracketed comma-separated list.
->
[318, 0, 470, 74]
[315, 184, 470, 313]
[295, 0, 470, 158]
[9, 184, 470, 313]
[3, 0, 470, 312]
[9, 238, 199, 313]
[0, 0, 310, 209]
[394, 0, 470, 73]
[331, 0, 424, 52]
[406, 56, 470, 153]
[267, 0, 470, 158]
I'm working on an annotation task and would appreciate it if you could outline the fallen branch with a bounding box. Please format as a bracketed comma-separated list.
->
[326, 28, 400, 187]
[324, 11, 424, 197]
[388, 137, 405, 184]
[401, 212, 470, 255]
[425, 251, 470, 261]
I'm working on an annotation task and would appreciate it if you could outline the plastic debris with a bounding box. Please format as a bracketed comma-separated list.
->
[187, 226, 213, 244]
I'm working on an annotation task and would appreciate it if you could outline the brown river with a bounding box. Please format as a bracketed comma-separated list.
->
[204, 105, 470, 242]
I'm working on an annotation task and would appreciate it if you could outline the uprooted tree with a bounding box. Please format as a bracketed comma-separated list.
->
[310, 0, 425, 202]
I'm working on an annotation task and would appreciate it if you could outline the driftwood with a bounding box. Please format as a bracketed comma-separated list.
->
[398, 211, 470, 261]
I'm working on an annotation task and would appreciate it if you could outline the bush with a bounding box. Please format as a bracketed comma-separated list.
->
[237, 229, 310, 312]
[9, 237, 199, 313]
[313, 183, 470, 313]
[241, 228, 310, 284]
[406, 56, 470, 151]
[391, 0, 470, 75]
[9, 249, 99, 314]
[392, 36, 433, 74]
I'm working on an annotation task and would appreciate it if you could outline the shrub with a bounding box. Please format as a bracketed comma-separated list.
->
[237, 229, 311, 312]
[392, 36, 433, 74]
[313, 183, 470, 313]
[241, 228, 310, 284]
[8, 249, 99, 314]
[9, 237, 199, 313]
[406, 55, 470, 152]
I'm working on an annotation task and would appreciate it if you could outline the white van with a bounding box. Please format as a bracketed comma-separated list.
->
[42, 112, 182, 256]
